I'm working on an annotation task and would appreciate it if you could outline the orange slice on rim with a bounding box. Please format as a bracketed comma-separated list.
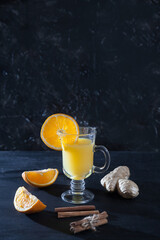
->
[40, 113, 79, 150]
[22, 168, 59, 187]
[14, 186, 46, 214]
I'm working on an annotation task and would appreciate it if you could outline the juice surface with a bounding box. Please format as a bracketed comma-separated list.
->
[62, 138, 94, 180]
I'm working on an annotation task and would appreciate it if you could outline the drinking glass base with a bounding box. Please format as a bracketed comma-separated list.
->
[61, 190, 94, 204]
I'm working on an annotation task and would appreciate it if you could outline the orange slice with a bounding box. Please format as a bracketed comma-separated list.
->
[40, 113, 79, 150]
[22, 168, 59, 187]
[14, 186, 46, 214]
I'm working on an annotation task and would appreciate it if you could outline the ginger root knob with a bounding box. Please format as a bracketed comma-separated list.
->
[117, 179, 139, 199]
[100, 166, 130, 192]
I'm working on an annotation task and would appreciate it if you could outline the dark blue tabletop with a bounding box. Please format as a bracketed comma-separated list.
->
[0, 151, 160, 240]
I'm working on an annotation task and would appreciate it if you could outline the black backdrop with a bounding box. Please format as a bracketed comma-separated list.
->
[0, 0, 160, 151]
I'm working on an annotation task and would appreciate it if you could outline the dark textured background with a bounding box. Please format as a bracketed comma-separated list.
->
[0, 0, 160, 151]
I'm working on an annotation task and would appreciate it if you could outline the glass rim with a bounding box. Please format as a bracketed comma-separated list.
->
[57, 126, 96, 137]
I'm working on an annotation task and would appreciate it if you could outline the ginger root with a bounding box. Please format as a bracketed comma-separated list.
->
[100, 166, 139, 199]
[100, 166, 130, 192]
[117, 179, 139, 199]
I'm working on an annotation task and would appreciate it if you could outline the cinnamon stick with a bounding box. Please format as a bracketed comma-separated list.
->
[70, 218, 108, 234]
[70, 211, 108, 227]
[55, 205, 96, 212]
[58, 210, 99, 218]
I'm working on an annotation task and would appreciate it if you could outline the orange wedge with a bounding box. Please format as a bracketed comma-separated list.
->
[14, 186, 46, 214]
[40, 113, 79, 150]
[22, 168, 59, 187]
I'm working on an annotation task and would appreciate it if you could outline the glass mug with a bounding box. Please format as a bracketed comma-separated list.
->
[58, 127, 110, 204]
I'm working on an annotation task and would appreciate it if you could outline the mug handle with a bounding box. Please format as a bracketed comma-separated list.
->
[93, 145, 111, 173]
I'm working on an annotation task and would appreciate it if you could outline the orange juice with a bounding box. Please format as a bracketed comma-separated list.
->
[62, 138, 94, 180]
